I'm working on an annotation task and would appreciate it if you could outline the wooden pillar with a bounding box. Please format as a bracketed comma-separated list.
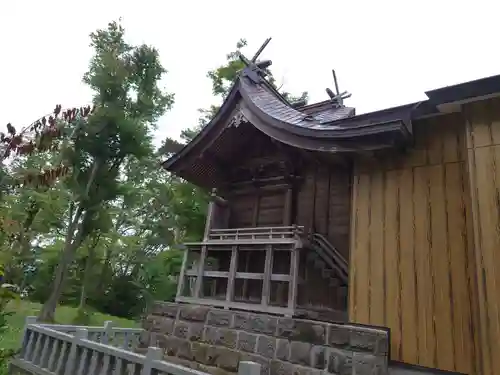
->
[287, 247, 299, 315]
[204, 189, 229, 240]
[203, 189, 217, 241]
[310, 165, 318, 233]
[226, 245, 238, 305]
[283, 186, 293, 225]
[252, 195, 260, 227]
[175, 247, 189, 300]
[242, 251, 250, 300]
[193, 245, 207, 298]
[261, 245, 273, 306]
[464, 100, 500, 375]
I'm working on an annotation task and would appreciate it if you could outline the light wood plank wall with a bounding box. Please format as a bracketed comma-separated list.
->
[464, 98, 500, 375]
[349, 113, 480, 374]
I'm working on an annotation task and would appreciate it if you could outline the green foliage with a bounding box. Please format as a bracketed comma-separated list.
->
[0, 265, 18, 374]
[0, 300, 138, 352]
[0, 31, 308, 327]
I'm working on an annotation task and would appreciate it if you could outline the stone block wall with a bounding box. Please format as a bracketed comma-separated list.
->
[138, 302, 390, 375]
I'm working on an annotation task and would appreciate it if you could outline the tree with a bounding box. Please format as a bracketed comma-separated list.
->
[0, 35, 310, 322]
[38, 20, 174, 321]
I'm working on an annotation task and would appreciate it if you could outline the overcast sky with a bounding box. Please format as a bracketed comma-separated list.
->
[1, 1, 499, 146]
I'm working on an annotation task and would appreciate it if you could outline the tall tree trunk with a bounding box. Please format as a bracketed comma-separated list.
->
[38, 162, 100, 322]
[78, 240, 98, 310]
[38, 207, 85, 322]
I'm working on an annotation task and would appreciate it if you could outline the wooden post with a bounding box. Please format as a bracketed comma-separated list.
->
[238, 361, 261, 375]
[242, 251, 250, 299]
[39, 331, 52, 368]
[194, 245, 207, 298]
[287, 247, 300, 315]
[46, 338, 60, 371]
[102, 321, 113, 345]
[252, 196, 260, 227]
[261, 245, 273, 306]
[20, 316, 37, 357]
[141, 347, 163, 375]
[203, 201, 216, 240]
[283, 186, 293, 225]
[204, 189, 229, 240]
[64, 328, 88, 375]
[175, 247, 189, 300]
[226, 245, 238, 305]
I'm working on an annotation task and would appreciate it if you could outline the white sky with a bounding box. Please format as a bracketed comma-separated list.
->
[1, 1, 499, 146]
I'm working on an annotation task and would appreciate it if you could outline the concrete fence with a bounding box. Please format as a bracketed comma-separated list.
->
[10, 316, 261, 375]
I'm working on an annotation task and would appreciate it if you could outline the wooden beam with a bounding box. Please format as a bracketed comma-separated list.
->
[287, 248, 300, 314]
[242, 251, 250, 300]
[261, 245, 273, 306]
[203, 201, 216, 241]
[226, 245, 238, 305]
[283, 187, 293, 225]
[252, 195, 260, 227]
[185, 270, 292, 282]
[176, 296, 295, 316]
[184, 239, 297, 246]
[193, 245, 207, 298]
[229, 183, 293, 196]
[175, 248, 189, 300]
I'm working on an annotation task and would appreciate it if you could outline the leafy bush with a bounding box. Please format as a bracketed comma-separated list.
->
[0, 265, 18, 375]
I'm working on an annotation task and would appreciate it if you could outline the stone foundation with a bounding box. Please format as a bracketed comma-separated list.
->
[138, 302, 390, 375]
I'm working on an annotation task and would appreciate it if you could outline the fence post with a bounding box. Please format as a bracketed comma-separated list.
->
[238, 361, 261, 375]
[20, 316, 38, 358]
[141, 347, 162, 375]
[102, 320, 113, 345]
[64, 328, 88, 375]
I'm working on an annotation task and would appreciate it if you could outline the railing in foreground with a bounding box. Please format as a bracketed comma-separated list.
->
[30, 318, 144, 351]
[11, 317, 261, 375]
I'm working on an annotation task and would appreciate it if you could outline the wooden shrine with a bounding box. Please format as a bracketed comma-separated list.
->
[163, 38, 500, 374]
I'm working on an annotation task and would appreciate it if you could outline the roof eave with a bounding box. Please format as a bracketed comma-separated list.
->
[425, 74, 500, 113]
[161, 82, 241, 172]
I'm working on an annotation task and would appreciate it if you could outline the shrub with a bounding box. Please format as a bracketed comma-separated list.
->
[0, 266, 18, 374]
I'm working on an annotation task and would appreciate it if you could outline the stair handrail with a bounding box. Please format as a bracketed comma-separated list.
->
[309, 242, 348, 283]
[309, 233, 348, 276]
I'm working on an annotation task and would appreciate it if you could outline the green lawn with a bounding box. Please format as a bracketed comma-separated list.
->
[0, 300, 139, 350]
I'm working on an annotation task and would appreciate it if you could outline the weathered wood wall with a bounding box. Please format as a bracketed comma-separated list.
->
[228, 188, 286, 228]
[464, 98, 500, 375]
[349, 113, 479, 374]
[295, 164, 351, 258]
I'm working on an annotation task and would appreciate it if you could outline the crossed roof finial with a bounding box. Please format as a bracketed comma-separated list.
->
[239, 37, 273, 84]
[326, 69, 352, 107]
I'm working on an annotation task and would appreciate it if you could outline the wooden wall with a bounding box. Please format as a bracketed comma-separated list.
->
[349, 113, 479, 374]
[464, 98, 500, 375]
[295, 164, 351, 259]
[229, 189, 285, 228]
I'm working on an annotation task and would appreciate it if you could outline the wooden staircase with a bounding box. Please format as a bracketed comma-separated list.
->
[308, 233, 348, 284]
[297, 233, 349, 320]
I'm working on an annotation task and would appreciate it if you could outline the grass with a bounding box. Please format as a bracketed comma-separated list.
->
[0, 300, 139, 350]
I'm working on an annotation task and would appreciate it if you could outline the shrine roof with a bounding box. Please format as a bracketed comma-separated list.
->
[161, 39, 500, 188]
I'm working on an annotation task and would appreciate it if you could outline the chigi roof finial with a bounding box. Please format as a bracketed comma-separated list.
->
[239, 38, 273, 84]
[326, 69, 352, 107]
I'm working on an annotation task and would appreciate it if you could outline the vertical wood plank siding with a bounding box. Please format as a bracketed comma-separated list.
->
[296, 165, 351, 258]
[349, 114, 479, 374]
[465, 99, 500, 375]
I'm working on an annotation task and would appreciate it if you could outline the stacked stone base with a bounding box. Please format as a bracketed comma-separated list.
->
[139, 302, 390, 375]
